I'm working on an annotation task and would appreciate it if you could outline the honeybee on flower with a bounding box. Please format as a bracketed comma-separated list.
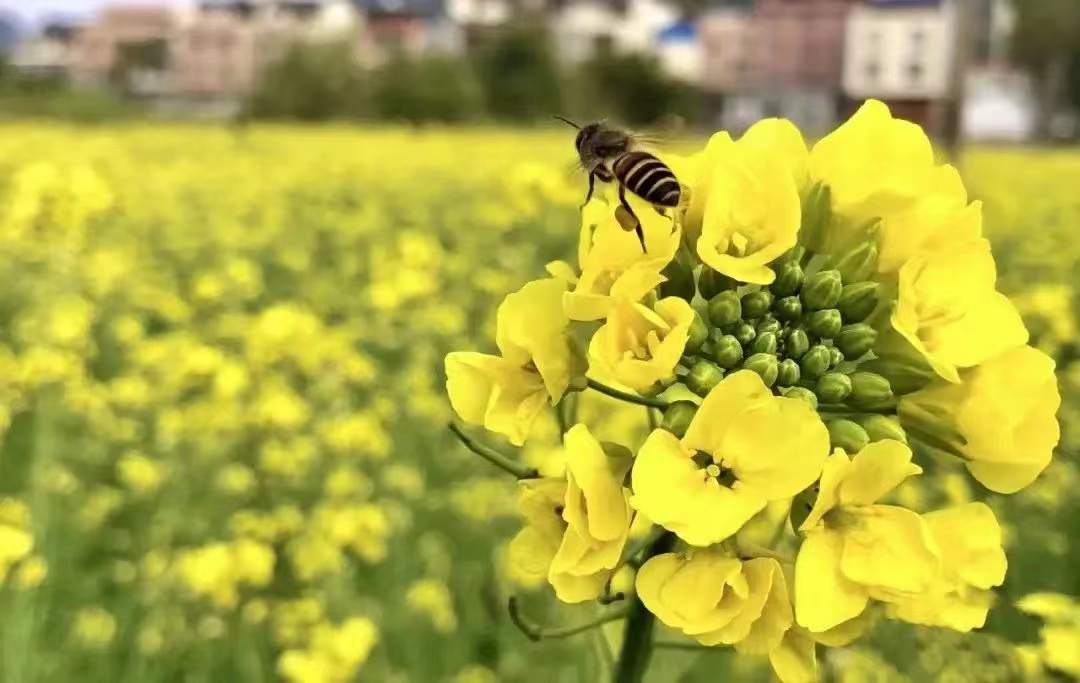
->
[446, 100, 1062, 682]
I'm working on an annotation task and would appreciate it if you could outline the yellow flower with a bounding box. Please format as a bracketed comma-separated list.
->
[563, 259, 667, 322]
[889, 237, 1028, 383]
[693, 120, 806, 284]
[899, 345, 1061, 493]
[508, 425, 632, 603]
[638, 550, 792, 651]
[808, 99, 969, 270]
[632, 371, 829, 546]
[795, 440, 939, 632]
[445, 277, 584, 445]
[887, 502, 1006, 631]
[589, 295, 695, 394]
[577, 179, 682, 273]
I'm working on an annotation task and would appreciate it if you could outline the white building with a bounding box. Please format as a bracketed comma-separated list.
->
[552, 0, 679, 64]
[843, 0, 956, 101]
[962, 67, 1036, 142]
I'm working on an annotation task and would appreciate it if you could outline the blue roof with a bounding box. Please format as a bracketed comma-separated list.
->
[353, 0, 444, 16]
[657, 20, 697, 43]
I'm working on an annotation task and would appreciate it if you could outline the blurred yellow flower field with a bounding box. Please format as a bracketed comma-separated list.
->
[0, 124, 1077, 682]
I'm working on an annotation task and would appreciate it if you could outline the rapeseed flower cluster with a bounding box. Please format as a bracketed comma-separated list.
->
[0, 124, 582, 681]
[446, 101, 1063, 681]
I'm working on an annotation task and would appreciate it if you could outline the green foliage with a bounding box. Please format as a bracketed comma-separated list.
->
[246, 41, 368, 121]
[573, 49, 698, 127]
[471, 26, 563, 121]
[372, 56, 484, 123]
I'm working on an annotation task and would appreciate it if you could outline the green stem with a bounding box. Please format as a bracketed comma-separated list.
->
[507, 596, 628, 641]
[612, 532, 676, 683]
[448, 423, 539, 480]
[587, 379, 671, 410]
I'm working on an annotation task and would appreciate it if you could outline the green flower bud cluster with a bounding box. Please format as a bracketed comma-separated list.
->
[685, 252, 892, 411]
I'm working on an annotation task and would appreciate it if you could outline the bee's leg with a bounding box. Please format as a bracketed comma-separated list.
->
[581, 172, 596, 210]
[618, 184, 646, 253]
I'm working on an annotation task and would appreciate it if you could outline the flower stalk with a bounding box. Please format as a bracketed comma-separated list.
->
[585, 378, 671, 410]
[447, 423, 539, 480]
[611, 532, 676, 683]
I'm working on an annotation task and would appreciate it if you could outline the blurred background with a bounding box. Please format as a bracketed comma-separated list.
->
[0, 1, 1078, 682]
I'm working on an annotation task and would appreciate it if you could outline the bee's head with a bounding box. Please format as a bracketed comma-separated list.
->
[575, 123, 601, 154]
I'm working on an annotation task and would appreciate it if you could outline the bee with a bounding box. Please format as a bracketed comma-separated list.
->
[557, 117, 680, 252]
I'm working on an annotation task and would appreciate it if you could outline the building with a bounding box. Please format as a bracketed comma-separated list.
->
[6, 21, 81, 79]
[551, 0, 678, 65]
[69, 5, 177, 94]
[842, 0, 956, 127]
[656, 19, 702, 84]
[700, 0, 854, 136]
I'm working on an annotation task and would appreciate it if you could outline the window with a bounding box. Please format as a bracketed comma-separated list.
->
[907, 61, 923, 84]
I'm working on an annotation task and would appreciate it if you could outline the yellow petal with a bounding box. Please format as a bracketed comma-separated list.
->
[563, 424, 632, 542]
[631, 429, 765, 546]
[683, 370, 772, 456]
[795, 530, 868, 632]
[769, 629, 818, 683]
[445, 351, 504, 425]
[801, 450, 850, 531]
[717, 395, 830, 500]
[923, 502, 1006, 589]
[839, 505, 939, 595]
[836, 440, 921, 507]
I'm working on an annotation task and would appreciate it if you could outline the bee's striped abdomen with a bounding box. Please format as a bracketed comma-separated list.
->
[612, 151, 680, 207]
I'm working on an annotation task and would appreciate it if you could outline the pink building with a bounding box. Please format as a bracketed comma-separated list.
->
[70, 6, 176, 90]
[699, 10, 754, 93]
[700, 0, 855, 93]
[172, 11, 259, 96]
[752, 0, 854, 88]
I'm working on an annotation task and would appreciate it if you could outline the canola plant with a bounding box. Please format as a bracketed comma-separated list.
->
[0, 116, 1077, 683]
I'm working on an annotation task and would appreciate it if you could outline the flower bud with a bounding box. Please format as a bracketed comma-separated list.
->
[661, 401, 699, 438]
[732, 322, 756, 347]
[774, 295, 803, 322]
[829, 346, 845, 368]
[742, 353, 779, 387]
[776, 359, 801, 387]
[708, 291, 742, 329]
[860, 357, 935, 395]
[836, 323, 877, 360]
[849, 372, 893, 407]
[756, 316, 782, 336]
[806, 309, 842, 339]
[685, 312, 709, 354]
[837, 282, 880, 323]
[783, 386, 818, 409]
[800, 345, 831, 379]
[859, 415, 907, 444]
[660, 259, 696, 302]
[686, 360, 725, 397]
[771, 262, 805, 297]
[801, 269, 842, 310]
[712, 334, 744, 369]
[785, 328, 810, 359]
[816, 372, 852, 403]
[698, 268, 737, 300]
[776, 245, 807, 267]
[834, 238, 879, 284]
[741, 290, 773, 319]
[827, 419, 870, 454]
[750, 331, 778, 356]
